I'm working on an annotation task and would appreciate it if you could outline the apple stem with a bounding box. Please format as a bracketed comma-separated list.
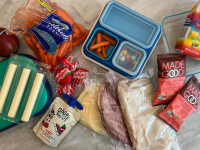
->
[0, 29, 7, 36]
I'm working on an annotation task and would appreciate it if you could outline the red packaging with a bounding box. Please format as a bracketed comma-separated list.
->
[153, 53, 186, 106]
[159, 75, 200, 131]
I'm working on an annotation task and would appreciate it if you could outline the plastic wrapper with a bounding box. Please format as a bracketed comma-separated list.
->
[8, 0, 88, 68]
[49, 54, 90, 100]
[75, 71, 133, 150]
[117, 69, 180, 150]
[0, 54, 50, 128]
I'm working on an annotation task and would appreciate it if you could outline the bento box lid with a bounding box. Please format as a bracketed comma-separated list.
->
[100, 1, 161, 49]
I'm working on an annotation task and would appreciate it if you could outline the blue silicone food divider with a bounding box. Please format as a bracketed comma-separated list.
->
[100, 1, 161, 50]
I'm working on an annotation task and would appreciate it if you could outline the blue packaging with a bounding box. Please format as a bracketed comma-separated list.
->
[29, 13, 73, 54]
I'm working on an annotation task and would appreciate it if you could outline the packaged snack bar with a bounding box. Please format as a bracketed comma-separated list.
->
[33, 95, 82, 147]
[8, 0, 88, 68]
[159, 75, 200, 132]
[175, 1, 200, 60]
[153, 53, 186, 106]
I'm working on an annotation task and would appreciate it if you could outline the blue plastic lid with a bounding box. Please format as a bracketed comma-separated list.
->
[112, 41, 147, 76]
[62, 94, 83, 110]
[100, 1, 161, 49]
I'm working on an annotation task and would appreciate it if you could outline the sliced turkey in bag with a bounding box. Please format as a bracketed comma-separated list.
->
[117, 79, 180, 150]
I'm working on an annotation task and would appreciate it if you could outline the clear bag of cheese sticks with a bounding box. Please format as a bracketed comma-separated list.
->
[75, 70, 135, 150]
[0, 54, 50, 128]
[117, 68, 180, 150]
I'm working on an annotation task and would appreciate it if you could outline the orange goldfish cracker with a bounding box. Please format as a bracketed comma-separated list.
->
[90, 41, 110, 50]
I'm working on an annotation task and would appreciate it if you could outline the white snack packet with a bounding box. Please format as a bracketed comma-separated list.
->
[33, 96, 82, 147]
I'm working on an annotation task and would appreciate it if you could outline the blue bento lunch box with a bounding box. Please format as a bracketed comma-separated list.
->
[82, 1, 161, 78]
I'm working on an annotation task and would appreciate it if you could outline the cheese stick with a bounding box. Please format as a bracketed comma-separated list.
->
[0, 64, 18, 113]
[8, 68, 31, 118]
[21, 73, 44, 122]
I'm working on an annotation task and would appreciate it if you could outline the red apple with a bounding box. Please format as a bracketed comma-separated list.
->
[0, 28, 20, 57]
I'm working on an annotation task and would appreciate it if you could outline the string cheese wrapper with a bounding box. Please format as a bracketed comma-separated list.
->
[21, 73, 44, 122]
[0, 64, 18, 113]
[8, 68, 31, 118]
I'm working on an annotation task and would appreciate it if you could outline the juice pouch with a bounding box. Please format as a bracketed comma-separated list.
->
[33, 95, 82, 147]
[175, 1, 200, 60]
[159, 75, 200, 131]
[153, 53, 186, 106]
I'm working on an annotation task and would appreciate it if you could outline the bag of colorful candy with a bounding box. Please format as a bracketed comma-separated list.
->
[8, 0, 88, 68]
[50, 55, 90, 99]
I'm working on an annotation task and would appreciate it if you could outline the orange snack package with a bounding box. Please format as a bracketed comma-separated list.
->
[8, 0, 88, 68]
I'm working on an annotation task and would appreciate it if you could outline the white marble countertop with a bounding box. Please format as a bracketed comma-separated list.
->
[0, 0, 200, 150]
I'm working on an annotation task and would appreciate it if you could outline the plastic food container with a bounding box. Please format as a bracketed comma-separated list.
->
[82, 1, 161, 78]
[86, 28, 119, 60]
[112, 41, 146, 76]
[162, 10, 200, 76]
[73, 0, 104, 22]
[100, 2, 160, 49]
[0, 54, 52, 131]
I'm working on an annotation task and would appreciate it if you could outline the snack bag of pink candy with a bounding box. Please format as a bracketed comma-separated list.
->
[51, 55, 89, 97]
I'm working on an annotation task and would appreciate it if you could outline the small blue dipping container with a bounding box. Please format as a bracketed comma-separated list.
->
[82, 1, 161, 78]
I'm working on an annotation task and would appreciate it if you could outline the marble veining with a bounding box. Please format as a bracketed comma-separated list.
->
[0, 0, 200, 150]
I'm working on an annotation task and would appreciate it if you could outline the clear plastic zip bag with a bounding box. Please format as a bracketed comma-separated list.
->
[117, 69, 180, 150]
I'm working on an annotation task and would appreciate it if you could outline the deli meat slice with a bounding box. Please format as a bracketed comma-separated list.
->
[97, 83, 132, 147]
